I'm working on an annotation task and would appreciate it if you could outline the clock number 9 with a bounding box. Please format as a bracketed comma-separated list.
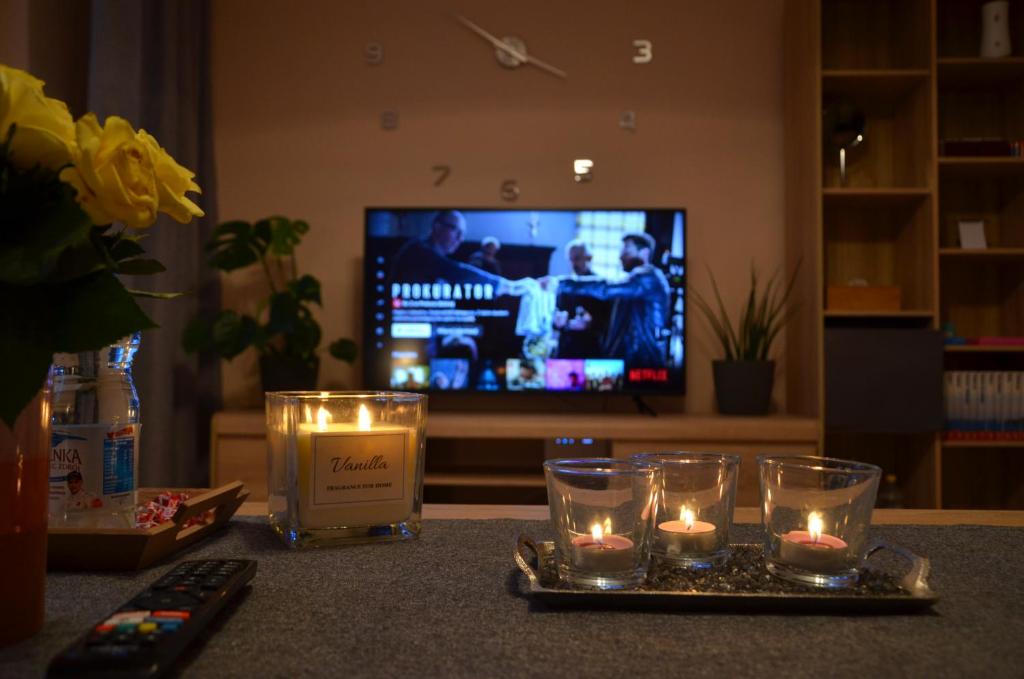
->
[500, 179, 520, 202]
[632, 39, 653, 64]
[365, 42, 384, 65]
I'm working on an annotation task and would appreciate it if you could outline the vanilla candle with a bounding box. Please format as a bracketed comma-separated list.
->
[295, 403, 418, 530]
[778, 511, 849, 572]
[656, 506, 718, 555]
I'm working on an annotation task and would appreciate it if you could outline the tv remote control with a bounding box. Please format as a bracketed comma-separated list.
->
[47, 559, 256, 678]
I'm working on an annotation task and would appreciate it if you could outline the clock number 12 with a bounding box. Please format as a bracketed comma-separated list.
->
[632, 39, 653, 64]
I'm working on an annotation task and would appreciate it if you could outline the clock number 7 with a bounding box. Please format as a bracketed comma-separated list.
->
[632, 39, 653, 64]
[432, 165, 451, 186]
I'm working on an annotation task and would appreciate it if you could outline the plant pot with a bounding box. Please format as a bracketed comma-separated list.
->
[713, 360, 775, 416]
[259, 355, 319, 392]
[0, 385, 51, 647]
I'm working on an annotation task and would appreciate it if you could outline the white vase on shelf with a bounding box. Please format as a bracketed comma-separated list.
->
[980, 1, 1012, 58]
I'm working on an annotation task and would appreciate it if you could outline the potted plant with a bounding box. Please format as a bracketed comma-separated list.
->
[183, 216, 357, 391]
[690, 262, 799, 415]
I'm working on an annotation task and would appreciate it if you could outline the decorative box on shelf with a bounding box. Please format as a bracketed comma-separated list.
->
[827, 285, 901, 312]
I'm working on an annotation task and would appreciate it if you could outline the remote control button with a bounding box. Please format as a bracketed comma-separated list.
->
[137, 623, 158, 634]
[152, 610, 190, 620]
[151, 577, 181, 589]
[94, 624, 114, 633]
[132, 592, 198, 611]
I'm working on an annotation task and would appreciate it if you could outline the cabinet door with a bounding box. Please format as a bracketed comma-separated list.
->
[825, 328, 944, 433]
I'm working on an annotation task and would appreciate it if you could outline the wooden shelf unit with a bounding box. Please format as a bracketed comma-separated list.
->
[209, 411, 821, 506]
[785, 0, 1024, 509]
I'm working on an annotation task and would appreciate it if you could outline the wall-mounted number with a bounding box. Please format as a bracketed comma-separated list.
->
[380, 110, 398, 130]
[573, 159, 594, 183]
[619, 110, 637, 131]
[365, 42, 384, 65]
[500, 179, 520, 202]
[632, 39, 653, 64]
[432, 165, 451, 186]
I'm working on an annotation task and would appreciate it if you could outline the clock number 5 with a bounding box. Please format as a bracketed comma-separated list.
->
[632, 39, 653, 64]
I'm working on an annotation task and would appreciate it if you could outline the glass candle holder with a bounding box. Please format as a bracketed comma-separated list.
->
[632, 452, 740, 568]
[266, 391, 426, 548]
[759, 455, 881, 589]
[543, 458, 661, 590]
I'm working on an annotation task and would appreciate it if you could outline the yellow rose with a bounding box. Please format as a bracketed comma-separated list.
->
[138, 130, 204, 223]
[61, 114, 158, 229]
[0, 64, 75, 171]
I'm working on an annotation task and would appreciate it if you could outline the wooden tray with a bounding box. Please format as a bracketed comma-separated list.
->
[48, 482, 250, 571]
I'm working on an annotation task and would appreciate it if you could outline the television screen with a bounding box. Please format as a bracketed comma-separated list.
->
[363, 208, 685, 394]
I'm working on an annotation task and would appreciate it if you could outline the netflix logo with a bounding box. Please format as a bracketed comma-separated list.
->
[629, 368, 668, 383]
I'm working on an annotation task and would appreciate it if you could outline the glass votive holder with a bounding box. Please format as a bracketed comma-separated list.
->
[759, 455, 881, 589]
[632, 452, 740, 569]
[543, 458, 661, 590]
[266, 391, 426, 548]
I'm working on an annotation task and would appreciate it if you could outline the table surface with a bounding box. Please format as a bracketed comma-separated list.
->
[244, 503, 1024, 526]
[3, 512, 1023, 678]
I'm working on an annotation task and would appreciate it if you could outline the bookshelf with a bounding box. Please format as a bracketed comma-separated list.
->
[784, 0, 1024, 510]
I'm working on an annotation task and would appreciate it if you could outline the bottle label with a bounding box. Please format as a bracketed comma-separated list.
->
[311, 431, 407, 506]
[49, 424, 140, 517]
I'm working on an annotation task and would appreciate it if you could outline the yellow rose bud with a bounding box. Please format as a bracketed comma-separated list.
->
[0, 64, 75, 171]
[138, 130, 204, 223]
[65, 114, 158, 229]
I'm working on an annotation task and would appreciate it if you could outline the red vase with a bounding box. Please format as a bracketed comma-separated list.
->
[0, 384, 51, 647]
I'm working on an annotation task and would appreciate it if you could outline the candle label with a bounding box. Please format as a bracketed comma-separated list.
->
[311, 431, 407, 505]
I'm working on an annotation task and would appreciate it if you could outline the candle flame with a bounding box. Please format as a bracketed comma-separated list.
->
[807, 511, 824, 544]
[357, 404, 372, 431]
[316, 406, 331, 432]
[681, 507, 696, 530]
[591, 522, 604, 543]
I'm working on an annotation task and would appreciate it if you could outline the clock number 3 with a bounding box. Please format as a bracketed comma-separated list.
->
[365, 42, 384, 65]
[632, 39, 653, 64]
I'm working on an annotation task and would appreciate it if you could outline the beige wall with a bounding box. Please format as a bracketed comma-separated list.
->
[210, 0, 786, 413]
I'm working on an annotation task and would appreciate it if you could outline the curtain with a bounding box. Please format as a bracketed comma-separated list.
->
[87, 0, 220, 486]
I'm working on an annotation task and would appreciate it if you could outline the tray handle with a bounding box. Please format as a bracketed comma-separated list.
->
[171, 481, 247, 531]
[515, 534, 542, 587]
[865, 540, 935, 598]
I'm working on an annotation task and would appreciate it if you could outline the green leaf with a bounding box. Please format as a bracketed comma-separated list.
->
[117, 258, 167, 275]
[287, 274, 321, 305]
[205, 220, 263, 271]
[108, 237, 146, 261]
[126, 289, 184, 299]
[0, 285, 56, 427]
[265, 216, 308, 257]
[210, 311, 259, 359]
[54, 271, 157, 352]
[266, 291, 299, 335]
[329, 338, 358, 364]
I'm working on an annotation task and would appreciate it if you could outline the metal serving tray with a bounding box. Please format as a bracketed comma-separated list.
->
[515, 535, 938, 614]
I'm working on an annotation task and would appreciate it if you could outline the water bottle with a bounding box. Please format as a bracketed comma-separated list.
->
[49, 333, 141, 528]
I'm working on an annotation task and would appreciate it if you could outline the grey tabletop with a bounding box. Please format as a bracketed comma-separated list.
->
[2, 518, 1022, 678]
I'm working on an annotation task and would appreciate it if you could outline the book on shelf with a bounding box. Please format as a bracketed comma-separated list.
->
[944, 371, 1024, 441]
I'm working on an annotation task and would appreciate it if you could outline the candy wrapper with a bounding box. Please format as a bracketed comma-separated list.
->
[135, 491, 214, 529]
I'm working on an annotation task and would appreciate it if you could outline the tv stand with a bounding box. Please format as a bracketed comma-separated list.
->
[632, 395, 658, 418]
[210, 411, 819, 506]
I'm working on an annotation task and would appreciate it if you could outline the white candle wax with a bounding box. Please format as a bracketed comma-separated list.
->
[656, 507, 717, 555]
[570, 534, 635, 572]
[295, 405, 417, 529]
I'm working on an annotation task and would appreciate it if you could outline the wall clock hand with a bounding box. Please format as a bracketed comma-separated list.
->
[453, 13, 567, 79]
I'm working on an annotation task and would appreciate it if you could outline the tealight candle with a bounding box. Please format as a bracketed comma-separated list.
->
[778, 511, 849, 572]
[656, 506, 718, 555]
[295, 403, 417, 529]
[570, 520, 635, 572]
